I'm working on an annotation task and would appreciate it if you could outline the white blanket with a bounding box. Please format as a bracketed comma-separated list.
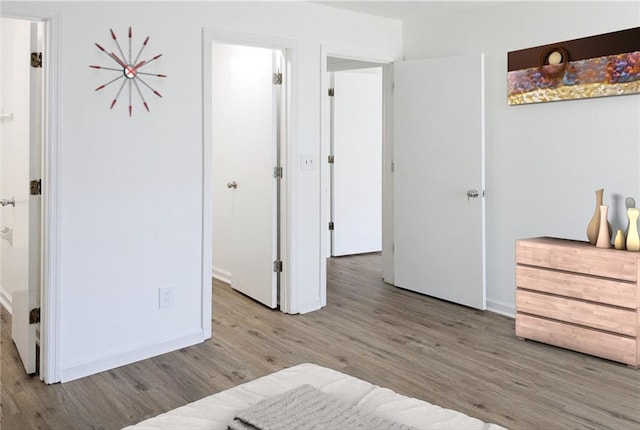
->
[124, 363, 506, 430]
[229, 384, 414, 430]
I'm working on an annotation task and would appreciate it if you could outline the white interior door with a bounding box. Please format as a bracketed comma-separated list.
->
[393, 54, 485, 310]
[212, 43, 279, 308]
[2, 20, 42, 374]
[331, 68, 382, 256]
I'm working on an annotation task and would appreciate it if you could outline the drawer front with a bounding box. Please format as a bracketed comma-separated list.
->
[516, 266, 637, 309]
[516, 289, 637, 336]
[516, 313, 638, 367]
[516, 238, 638, 282]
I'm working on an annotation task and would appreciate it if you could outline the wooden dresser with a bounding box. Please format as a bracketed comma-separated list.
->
[515, 237, 640, 368]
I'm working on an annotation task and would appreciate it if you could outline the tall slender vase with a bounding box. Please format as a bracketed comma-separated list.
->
[587, 188, 611, 244]
[587, 189, 604, 244]
[595, 205, 611, 248]
[626, 208, 640, 252]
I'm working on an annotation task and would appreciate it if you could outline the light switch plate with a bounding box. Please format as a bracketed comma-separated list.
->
[300, 154, 315, 171]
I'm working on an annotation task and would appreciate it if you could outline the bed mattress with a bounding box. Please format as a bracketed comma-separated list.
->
[124, 363, 506, 430]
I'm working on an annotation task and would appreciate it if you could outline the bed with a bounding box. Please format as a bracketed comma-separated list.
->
[124, 363, 507, 430]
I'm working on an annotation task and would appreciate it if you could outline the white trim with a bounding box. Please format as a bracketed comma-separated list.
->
[320, 45, 397, 307]
[60, 329, 203, 383]
[202, 28, 297, 317]
[201, 29, 214, 341]
[295, 299, 323, 315]
[0, 286, 12, 315]
[487, 299, 515, 318]
[480, 54, 488, 310]
[211, 266, 232, 285]
[1, 1, 61, 384]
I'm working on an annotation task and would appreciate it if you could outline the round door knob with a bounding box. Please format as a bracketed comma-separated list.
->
[227, 181, 237, 189]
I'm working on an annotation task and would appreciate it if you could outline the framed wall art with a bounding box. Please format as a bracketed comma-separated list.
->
[507, 26, 640, 105]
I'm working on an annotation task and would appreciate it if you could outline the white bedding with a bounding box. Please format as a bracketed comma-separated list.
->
[124, 363, 507, 430]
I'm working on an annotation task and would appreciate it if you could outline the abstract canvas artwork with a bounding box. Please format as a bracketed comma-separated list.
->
[507, 27, 640, 105]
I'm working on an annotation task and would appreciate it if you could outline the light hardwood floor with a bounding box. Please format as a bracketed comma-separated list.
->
[2, 253, 640, 429]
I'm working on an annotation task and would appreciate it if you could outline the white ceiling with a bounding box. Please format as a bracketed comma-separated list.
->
[313, 1, 500, 21]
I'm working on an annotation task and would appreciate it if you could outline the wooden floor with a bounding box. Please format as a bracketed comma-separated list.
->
[2, 253, 640, 429]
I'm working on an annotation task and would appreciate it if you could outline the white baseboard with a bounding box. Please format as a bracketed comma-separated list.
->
[60, 328, 204, 383]
[212, 266, 231, 284]
[0, 285, 12, 315]
[486, 299, 515, 318]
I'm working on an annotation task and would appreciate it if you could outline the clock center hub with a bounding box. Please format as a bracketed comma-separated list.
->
[124, 65, 137, 79]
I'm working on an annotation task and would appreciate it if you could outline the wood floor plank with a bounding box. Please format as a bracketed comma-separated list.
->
[2, 252, 640, 429]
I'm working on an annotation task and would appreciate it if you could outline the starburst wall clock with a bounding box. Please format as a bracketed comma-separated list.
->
[90, 27, 166, 116]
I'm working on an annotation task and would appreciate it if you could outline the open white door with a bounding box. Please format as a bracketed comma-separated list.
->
[331, 68, 382, 256]
[212, 43, 280, 308]
[393, 54, 485, 310]
[4, 20, 42, 374]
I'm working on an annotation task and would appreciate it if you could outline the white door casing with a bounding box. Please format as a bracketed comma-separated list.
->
[211, 43, 280, 308]
[393, 54, 486, 310]
[331, 68, 382, 256]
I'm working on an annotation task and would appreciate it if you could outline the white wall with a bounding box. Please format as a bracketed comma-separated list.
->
[0, 18, 31, 314]
[403, 1, 640, 316]
[27, 1, 400, 381]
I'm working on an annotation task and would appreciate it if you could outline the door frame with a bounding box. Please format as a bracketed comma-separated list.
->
[1, 2, 62, 384]
[202, 28, 295, 317]
[320, 45, 396, 306]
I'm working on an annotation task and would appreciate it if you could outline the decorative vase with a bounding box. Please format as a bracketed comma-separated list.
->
[595, 205, 611, 248]
[614, 229, 626, 250]
[626, 208, 640, 252]
[587, 188, 612, 244]
[625, 197, 636, 236]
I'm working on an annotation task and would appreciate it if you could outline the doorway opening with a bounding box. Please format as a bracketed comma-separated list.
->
[203, 29, 293, 319]
[1, 16, 44, 378]
[211, 42, 284, 309]
[328, 60, 383, 258]
[320, 51, 393, 308]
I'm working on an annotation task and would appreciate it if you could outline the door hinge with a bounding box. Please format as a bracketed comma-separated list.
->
[29, 308, 41, 324]
[273, 166, 283, 178]
[31, 52, 43, 68]
[391, 161, 395, 173]
[273, 260, 283, 273]
[30, 179, 42, 196]
[329, 221, 334, 231]
[328, 155, 335, 164]
[328, 88, 334, 97]
[273, 72, 283, 85]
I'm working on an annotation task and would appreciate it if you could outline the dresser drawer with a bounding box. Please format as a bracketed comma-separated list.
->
[516, 266, 637, 309]
[516, 313, 638, 367]
[516, 238, 638, 282]
[516, 289, 637, 336]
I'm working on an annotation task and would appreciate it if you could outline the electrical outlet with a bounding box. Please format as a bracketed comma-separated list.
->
[159, 287, 174, 309]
